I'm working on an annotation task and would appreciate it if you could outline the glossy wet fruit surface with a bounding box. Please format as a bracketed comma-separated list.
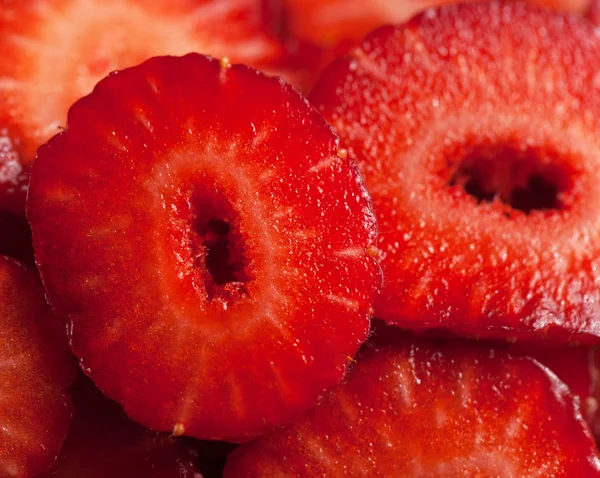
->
[225, 328, 600, 477]
[0, 256, 74, 477]
[0, 0, 282, 216]
[310, 2, 600, 344]
[27, 53, 381, 443]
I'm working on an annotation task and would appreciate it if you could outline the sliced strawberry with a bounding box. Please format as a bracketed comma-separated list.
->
[41, 375, 200, 478]
[310, 2, 600, 344]
[262, 39, 328, 94]
[0, 255, 74, 477]
[27, 53, 381, 442]
[523, 346, 599, 424]
[586, 0, 600, 22]
[283, 0, 592, 48]
[0, 0, 283, 216]
[224, 329, 600, 477]
[282, 0, 449, 47]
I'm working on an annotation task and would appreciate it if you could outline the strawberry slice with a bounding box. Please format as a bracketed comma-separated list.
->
[224, 329, 600, 477]
[586, 0, 600, 23]
[41, 375, 200, 478]
[0, 255, 74, 477]
[283, 0, 592, 48]
[523, 346, 599, 424]
[0, 0, 283, 216]
[310, 2, 600, 344]
[27, 53, 381, 442]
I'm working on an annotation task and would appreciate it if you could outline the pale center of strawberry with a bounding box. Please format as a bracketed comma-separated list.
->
[448, 144, 572, 214]
[190, 190, 250, 307]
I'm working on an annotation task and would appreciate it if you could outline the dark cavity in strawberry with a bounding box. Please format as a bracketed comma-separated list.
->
[27, 53, 380, 442]
[310, 2, 600, 344]
[189, 189, 249, 305]
[446, 143, 572, 215]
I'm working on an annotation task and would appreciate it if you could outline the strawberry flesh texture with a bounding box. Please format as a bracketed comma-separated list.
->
[27, 53, 380, 442]
[310, 2, 600, 344]
[0, 256, 74, 477]
[586, 0, 600, 23]
[523, 346, 599, 424]
[40, 375, 200, 478]
[282, 0, 592, 49]
[0, 0, 283, 216]
[224, 330, 600, 477]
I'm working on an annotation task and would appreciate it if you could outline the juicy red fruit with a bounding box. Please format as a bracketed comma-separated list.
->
[0, 256, 74, 477]
[225, 331, 600, 477]
[310, 2, 600, 344]
[0, 0, 283, 216]
[41, 375, 200, 478]
[27, 53, 380, 442]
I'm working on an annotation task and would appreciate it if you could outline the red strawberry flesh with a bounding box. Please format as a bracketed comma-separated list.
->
[224, 330, 600, 477]
[26, 53, 380, 442]
[41, 375, 200, 478]
[310, 2, 600, 344]
[0, 256, 74, 477]
[0, 0, 283, 215]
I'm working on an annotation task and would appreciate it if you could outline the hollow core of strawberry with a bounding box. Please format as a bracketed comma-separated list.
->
[189, 188, 251, 305]
[447, 143, 574, 214]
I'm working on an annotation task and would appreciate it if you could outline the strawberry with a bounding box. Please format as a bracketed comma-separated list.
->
[27, 53, 381, 442]
[524, 346, 598, 424]
[283, 0, 592, 48]
[0, 255, 74, 477]
[282, 0, 453, 47]
[586, 0, 600, 23]
[224, 329, 600, 477]
[0, 0, 283, 216]
[310, 2, 600, 344]
[41, 375, 200, 478]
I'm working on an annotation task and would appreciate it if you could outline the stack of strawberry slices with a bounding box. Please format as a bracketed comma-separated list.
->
[3, 0, 600, 477]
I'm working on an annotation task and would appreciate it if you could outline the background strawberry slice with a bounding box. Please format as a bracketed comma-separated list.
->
[27, 53, 381, 442]
[224, 328, 600, 477]
[310, 2, 600, 344]
[0, 256, 75, 477]
[282, 0, 592, 49]
[0, 0, 283, 216]
[41, 375, 200, 478]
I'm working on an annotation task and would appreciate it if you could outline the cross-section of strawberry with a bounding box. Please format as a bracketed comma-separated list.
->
[310, 2, 600, 344]
[225, 330, 600, 477]
[0, 0, 283, 216]
[0, 256, 74, 477]
[41, 375, 200, 478]
[27, 53, 381, 442]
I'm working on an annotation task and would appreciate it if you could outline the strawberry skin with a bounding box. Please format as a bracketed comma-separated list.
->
[27, 53, 381, 442]
[310, 2, 600, 344]
[41, 375, 200, 478]
[0, 0, 283, 216]
[224, 329, 600, 477]
[0, 256, 74, 478]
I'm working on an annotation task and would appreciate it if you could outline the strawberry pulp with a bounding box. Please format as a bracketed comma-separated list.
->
[0, 256, 75, 477]
[225, 328, 600, 477]
[0, 0, 283, 216]
[27, 53, 381, 442]
[310, 2, 600, 344]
